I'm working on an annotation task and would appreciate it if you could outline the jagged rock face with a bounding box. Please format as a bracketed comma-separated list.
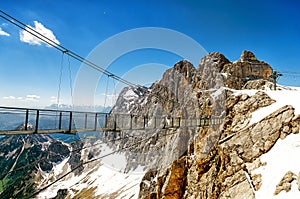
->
[223, 104, 295, 162]
[197, 50, 273, 90]
[198, 52, 229, 89]
[198, 52, 230, 73]
[223, 91, 276, 134]
[239, 50, 257, 62]
[223, 51, 273, 89]
[243, 79, 274, 90]
[197, 50, 272, 89]
[106, 50, 279, 198]
[140, 90, 300, 199]
[111, 85, 147, 114]
[198, 51, 273, 89]
[107, 58, 227, 174]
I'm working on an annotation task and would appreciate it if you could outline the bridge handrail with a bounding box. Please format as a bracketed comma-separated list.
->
[0, 106, 110, 115]
[0, 106, 224, 135]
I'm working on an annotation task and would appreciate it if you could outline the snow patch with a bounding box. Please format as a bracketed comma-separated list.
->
[231, 89, 258, 97]
[52, 157, 70, 177]
[211, 87, 226, 100]
[229, 87, 300, 125]
[124, 89, 139, 101]
[37, 142, 145, 199]
[94, 166, 144, 198]
[253, 133, 300, 199]
[221, 73, 228, 78]
[250, 89, 300, 125]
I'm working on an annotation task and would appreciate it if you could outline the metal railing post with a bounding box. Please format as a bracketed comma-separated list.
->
[69, 112, 72, 133]
[25, 109, 29, 131]
[58, 111, 62, 130]
[94, 113, 98, 131]
[114, 114, 117, 131]
[130, 114, 133, 130]
[105, 114, 108, 129]
[35, 110, 39, 134]
[84, 113, 88, 129]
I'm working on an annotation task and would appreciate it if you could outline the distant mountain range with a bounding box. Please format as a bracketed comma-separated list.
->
[44, 104, 112, 113]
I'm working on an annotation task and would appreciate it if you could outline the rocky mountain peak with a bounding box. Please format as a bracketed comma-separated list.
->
[219, 50, 273, 89]
[174, 59, 194, 72]
[239, 50, 257, 62]
[198, 52, 230, 73]
[168, 59, 198, 88]
[195, 50, 274, 90]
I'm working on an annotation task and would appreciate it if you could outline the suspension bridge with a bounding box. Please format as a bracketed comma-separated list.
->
[0, 106, 222, 135]
[0, 10, 225, 136]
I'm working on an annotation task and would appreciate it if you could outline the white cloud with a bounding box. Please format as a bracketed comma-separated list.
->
[0, 27, 10, 37]
[20, 21, 60, 46]
[50, 96, 57, 103]
[2, 96, 23, 100]
[3, 96, 16, 100]
[100, 93, 118, 97]
[3, 95, 40, 101]
[25, 94, 40, 102]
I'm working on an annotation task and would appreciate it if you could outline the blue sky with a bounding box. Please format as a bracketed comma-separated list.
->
[0, 0, 299, 108]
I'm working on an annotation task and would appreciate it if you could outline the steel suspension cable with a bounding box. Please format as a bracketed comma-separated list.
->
[67, 55, 73, 106]
[103, 75, 110, 108]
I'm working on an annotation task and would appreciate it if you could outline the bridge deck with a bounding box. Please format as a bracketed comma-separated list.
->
[0, 106, 222, 135]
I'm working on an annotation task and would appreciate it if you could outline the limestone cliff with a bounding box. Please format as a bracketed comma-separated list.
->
[107, 50, 300, 198]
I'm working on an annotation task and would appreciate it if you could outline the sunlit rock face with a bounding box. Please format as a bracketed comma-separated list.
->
[221, 50, 273, 89]
[137, 52, 299, 199]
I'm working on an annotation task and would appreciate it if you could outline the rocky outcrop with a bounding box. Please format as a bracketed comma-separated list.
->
[139, 92, 299, 198]
[224, 91, 275, 134]
[274, 171, 296, 195]
[196, 50, 274, 90]
[198, 52, 229, 89]
[51, 189, 68, 199]
[107, 59, 226, 174]
[243, 79, 274, 90]
[221, 50, 273, 89]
